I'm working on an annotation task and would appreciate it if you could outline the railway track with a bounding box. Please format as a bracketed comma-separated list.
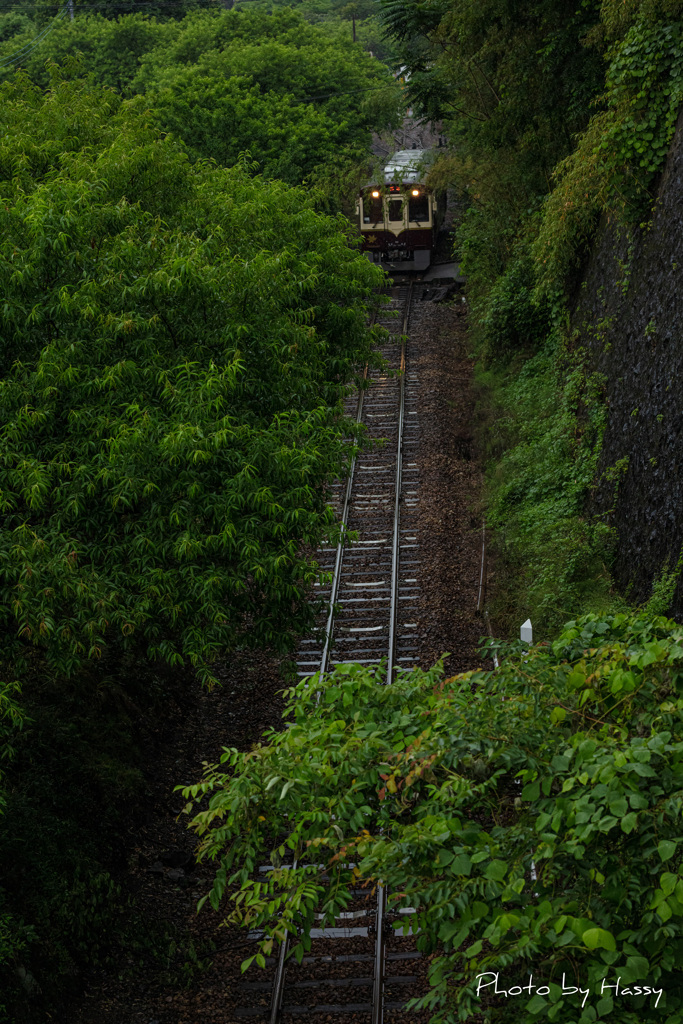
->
[234, 281, 426, 1024]
[297, 279, 421, 683]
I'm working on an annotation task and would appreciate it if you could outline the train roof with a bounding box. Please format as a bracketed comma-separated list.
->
[382, 149, 431, 184]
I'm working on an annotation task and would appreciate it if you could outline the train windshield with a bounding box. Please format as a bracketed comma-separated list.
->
[364, 195, 383, 224]
[408, 194, 429, 222]
[388, 199, 404, 222]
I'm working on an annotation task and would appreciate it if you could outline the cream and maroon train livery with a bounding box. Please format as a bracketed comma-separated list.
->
[357, 150, 443, 271]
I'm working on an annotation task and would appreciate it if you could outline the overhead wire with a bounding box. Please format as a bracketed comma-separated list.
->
[0, 1, 272, 9]
[0, 2, 70, 67]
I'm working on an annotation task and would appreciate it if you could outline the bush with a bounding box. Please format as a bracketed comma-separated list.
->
[480, 248, 550, 361]
[182, 611, 683, 1023]
[0, 73, 384, 688]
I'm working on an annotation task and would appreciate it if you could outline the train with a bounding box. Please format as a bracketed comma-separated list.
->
[357, 149, 444, 272]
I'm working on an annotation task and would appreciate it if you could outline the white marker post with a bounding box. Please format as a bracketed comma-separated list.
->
[520, 617, 537, 889]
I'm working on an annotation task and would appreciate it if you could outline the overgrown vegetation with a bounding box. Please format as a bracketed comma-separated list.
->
[0, 6, 401, 199]
[476, 347, 619, 634]
[0, 72, 384, 687]
[0, 655, 192, 1019]
[0, 49, 387, 1016]
[184, 612, 683, 1022]
[2, 0, 682, 1018]
[380, 0, 683, 635]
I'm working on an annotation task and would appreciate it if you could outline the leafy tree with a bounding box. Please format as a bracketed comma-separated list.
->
[182, 611, 683, 1022]
[0, 8, 400, 191]
[0, 12, 36, 42]
[380, 0, 604, 150]
[0, 73, 384, 688]
[132, 8, 401, 188]
[25, 0, 217, 25]
[0, 11, 172, 88]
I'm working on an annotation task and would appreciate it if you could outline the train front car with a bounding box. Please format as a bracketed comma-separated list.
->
[358, 150, 437, 272]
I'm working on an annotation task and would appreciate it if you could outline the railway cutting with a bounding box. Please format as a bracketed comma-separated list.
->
[67, 272, 481, 1024]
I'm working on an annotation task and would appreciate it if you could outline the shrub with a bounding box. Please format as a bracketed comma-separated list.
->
[181, 611, 683, 1023]
[480, 247, 550, 360]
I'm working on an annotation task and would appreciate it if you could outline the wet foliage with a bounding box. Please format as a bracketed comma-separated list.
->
[183, 612, 683, 1022]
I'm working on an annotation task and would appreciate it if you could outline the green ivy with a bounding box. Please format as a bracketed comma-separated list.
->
[600, 19, 683, 211]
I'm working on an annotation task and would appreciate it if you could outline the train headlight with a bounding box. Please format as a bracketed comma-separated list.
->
[411, 189, 420, 196]
[371, 190, 380, 198]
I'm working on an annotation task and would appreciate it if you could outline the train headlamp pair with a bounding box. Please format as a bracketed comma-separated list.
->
[371, 188, 420, 196]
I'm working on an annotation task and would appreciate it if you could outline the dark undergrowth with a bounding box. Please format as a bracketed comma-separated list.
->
[0, 650, 193, 1023]
[472, 337, 626, 642]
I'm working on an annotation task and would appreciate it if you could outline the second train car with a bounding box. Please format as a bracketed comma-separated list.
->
[357, 150, 443, 271]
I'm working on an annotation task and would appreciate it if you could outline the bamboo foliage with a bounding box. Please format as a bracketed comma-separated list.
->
[0, 75, 385, 685]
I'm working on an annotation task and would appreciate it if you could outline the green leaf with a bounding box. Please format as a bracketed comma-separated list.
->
[608, 796, 627, 817]
[552, 754, 571, 770]
[582, 927, 616, 951]
[658, 840, 677, 861]
[527, 993, 548, 1013]
[620, 812, 638, 833]
[658, 900, 673, 922]
[451, 853, 472, 876]
[625, 955, 649, 976]
[439, 920, 468, 945]
[522, 780, 540, 801]
[496, 912, 519, 934]
[485, 860, 508, 881]
[661, 873, 677, 896]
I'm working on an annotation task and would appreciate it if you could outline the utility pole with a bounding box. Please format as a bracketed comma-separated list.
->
[352, 15, 356, 42]
[68, 0, 74, 19]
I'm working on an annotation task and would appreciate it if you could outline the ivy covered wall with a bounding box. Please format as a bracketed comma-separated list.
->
[573, 107, 683, 617]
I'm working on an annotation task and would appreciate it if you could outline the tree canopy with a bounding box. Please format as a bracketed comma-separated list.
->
[0, 73, 385, 687]
[182, 611, 683, 1022]
[0, 7, 402, 191]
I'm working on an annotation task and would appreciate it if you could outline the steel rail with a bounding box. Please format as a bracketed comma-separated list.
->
[477, 520, 500, 669]
[269, 301, 381, 1023]
[317, 362, 369, 679]
[476, 521, 486, 615]
[373, 280, 413, 1024]
[371, 883, 388, 1024]
[385, 280, 413, 684]
[269, 284, 413, 1024]
[269, 366, 368, 1021]
[268, 859, 298, 1024]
